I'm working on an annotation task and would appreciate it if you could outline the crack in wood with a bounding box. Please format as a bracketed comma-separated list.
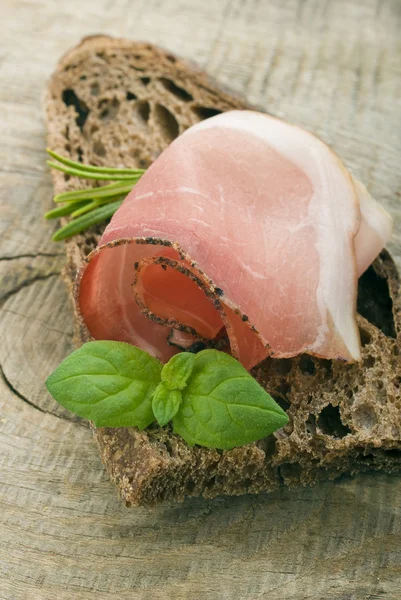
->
[1, 363, 55, 418]
[1, 271, 61, 305]
[0, 363, 87, 426]
[0, 306, 71, 336]
[0, 252, 64, 261]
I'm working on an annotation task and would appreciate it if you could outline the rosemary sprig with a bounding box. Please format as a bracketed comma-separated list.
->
[45, 149, 146, 241]
[45, 201, 89, 220]
[53, 181, 137, 203]
[47, 161, 142, 181]
[46, 149, 144, 176]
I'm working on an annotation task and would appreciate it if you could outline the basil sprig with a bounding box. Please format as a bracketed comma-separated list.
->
[46, 341, 288, 450]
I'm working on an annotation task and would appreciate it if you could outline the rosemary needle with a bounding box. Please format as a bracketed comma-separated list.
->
[70, 196, 126, 218]
[53, 181, 137, 203]
[45, 201, 89, 220]
[47, 161, 141, 181]
[52, 200, 124, 242]
[46, 149, 145, 176]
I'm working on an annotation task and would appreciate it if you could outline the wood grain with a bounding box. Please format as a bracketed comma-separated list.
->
[0, 0, 400, 598]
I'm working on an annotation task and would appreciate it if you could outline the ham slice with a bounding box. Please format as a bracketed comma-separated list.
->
[77, 111, 392, 369]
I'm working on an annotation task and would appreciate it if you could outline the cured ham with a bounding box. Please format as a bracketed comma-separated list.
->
[77, 111, 392, 370]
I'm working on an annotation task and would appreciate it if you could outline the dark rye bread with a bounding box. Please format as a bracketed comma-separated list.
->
[45, 36, 401, 506]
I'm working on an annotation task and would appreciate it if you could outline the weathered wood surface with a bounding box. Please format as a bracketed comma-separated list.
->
[1, 0, 400, 598]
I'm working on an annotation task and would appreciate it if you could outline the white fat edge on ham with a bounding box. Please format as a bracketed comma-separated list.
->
[353, 178, 393, 275]
[182, 111, 392, 361]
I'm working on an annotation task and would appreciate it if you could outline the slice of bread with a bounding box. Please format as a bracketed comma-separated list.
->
[45, 36, 401, 506]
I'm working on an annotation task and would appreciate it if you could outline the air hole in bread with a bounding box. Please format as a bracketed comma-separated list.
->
[99, 98, 119, 121]
[166, 54, 177, 63]
[82, 235, 99, 254]
[192, 106, 223, 120]
[134, 100, 150, 125]
[363, 355, 376, 368]
[186, 480, 196, 493]
[130, 153, 150, 169]
[355, 449, 401, 463]
[154, 104, 179, 141]
[140, 77, 151, 86]
[93, 141, 106, 157]
[384, 448, 401, 459]
[80, 74, 87, 81]
[205, 476, 217, 491]
[345, 388, 354, 400]
[272, 395, 290, 412]
[317, 404, 351, 438]
[126, 91, 137, 101]
[275, 359, 292, 375]
[280, 463, 302, 478]
[356, 452, 375, 462]
[321, 359, 333, 376]
[257, 435, 276, 456]
[90, 83, 100, 96]
[358, 264, 396, 338]
[299, 356, 316, 375]
[359, 327, 372, 347]
[277, 381, 291, 396]
[163, 439, 175, 456]
[305, 414, 317, 435]
[62, 89, 89, 131]
[159, 77, 193, 102]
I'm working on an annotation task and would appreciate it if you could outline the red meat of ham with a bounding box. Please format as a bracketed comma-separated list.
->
[77, 111, 392, 369]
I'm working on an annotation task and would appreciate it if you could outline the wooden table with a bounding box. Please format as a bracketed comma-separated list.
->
[1, 1, 400, 598]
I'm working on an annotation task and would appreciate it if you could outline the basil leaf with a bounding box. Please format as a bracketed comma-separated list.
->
[152, 383, 182, 427]
[173, 350, 288, 450]
[45, 341, 162, 428]
[161, 352, 195, 390]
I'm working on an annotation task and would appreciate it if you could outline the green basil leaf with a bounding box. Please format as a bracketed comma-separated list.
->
[161, 352, 195, 390]
[152, 383, 182, 427]
[45, 341, 162, 428]
[173, 350, 288, 450]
